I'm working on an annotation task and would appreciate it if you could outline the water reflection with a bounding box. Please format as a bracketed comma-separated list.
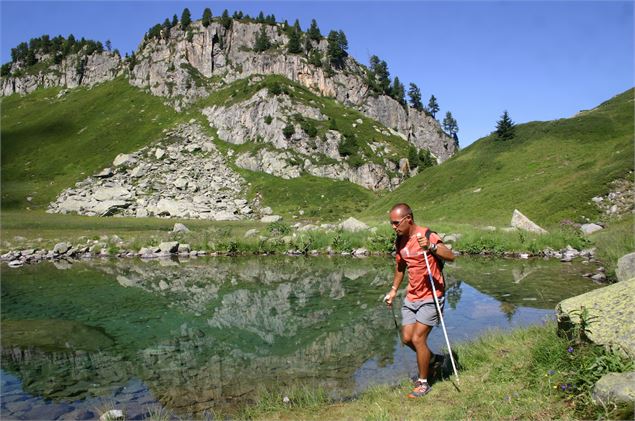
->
[1, 256, 598, 418]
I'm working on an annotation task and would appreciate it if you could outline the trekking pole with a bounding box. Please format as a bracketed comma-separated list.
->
[384, 293, 404, 347]
[417, 233, 460, 383]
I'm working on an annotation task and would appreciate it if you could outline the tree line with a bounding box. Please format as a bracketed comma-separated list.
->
[1, 34, 115, 77]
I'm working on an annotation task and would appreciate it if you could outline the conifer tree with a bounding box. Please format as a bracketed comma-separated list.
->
[442, 111, 459, 137]
[428, 95, 439, 118]
[202, 8, 213, 27]
[287, 28, 302, 54]
[495, 111, 515, 141]
[327, 30, 348, 68]
[408, 83, 423, 111]
[308, 19, 321, 41]
[172, 14, 178, 27]
[181, 8, 191, 30]
[369, 55, 390, 95]
[105, 40, 112, 52]
[163, 18, 172, 29]
[293, 19, 301, 32]
[254, 26, 271, 52]
[220, 9, 232, 29]
[391, 77, 406, 106]
[257, 11, 265, 23]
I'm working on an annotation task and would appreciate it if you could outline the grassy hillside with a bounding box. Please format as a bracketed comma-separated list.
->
[0, 78, 182, 210]
[365, 89, 634, 228]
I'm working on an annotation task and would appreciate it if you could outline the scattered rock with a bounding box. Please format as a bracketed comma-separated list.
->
[100, 409, 124, 421]
[510, 209, 548, 234]
[580, 223, 603, 235]
[616, 252, 635, 282]
[158, 241, 179, 254]
[244, 229, 258, 238]
[172, 223, 190, 233]
[339, 217, 369, 232]
[261, 215, 282, 223]
[53, 242, 71, 254]
[113, 153, 135, 167]
[94, 168, 114, 178]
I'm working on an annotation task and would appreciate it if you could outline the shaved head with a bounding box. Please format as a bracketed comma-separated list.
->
[390, 203, 413, 219]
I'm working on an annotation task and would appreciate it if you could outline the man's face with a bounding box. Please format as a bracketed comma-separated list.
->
[389, 209, 411, 236]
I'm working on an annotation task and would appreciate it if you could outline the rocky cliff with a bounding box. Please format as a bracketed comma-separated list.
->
[3, 15, 459, 219]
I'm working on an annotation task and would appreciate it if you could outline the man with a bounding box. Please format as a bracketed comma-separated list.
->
[384, 203, 455, 398]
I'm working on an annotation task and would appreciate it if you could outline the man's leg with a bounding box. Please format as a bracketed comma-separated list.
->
[411, 322, 433, 380]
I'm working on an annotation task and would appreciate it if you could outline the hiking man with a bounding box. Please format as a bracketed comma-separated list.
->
[384, 203, 456, 398]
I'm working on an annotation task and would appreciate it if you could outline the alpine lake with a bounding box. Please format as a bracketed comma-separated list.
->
[1, 255, 600, 419]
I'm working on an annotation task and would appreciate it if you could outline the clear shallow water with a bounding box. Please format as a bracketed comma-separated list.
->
[0, 256, 599, 418]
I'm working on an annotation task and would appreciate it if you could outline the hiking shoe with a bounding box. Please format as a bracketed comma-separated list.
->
[407, 380, 431, 398]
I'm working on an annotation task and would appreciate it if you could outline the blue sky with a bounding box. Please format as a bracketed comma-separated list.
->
[1, 1, 633, 147]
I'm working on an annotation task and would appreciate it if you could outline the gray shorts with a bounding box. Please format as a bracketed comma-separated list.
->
[402, 296, 445, 327]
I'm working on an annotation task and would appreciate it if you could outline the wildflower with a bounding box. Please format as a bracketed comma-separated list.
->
[567, 346, 574, 353]
[548, 370, 555, 375]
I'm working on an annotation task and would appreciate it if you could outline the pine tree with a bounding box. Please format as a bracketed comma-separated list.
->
[220, 9, 232, 29]
[442, 111, 458, 137]
[391, 77, 406, 106]
[293, 19, 301, 32]
[408, 146, 419, 169]
[495, 111, 515, 141]
[408, 83, 423, 111]
[428, 95, 439, 118]
[202, 8, 212, 27]
[172, 14, 178, 27]
[307, 19, 321, 41]
[163, 18, 172, 29]
[369, 55, 390, 95]
[181, 8, 191, 30]
[287, 28, 302, 54]
[327, 30, 348, 68]
[257, 11, 265, 23]
[105, 40, 112, 52]
[254, 26, 271, 52]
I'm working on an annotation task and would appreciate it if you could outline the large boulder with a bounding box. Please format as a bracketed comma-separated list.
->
[339, 217, 369, 232]
[556, 278, 635, 359]
[616, 252, 635, 282]
[592, 371, 635, 406]
[510, 209, 548, 234]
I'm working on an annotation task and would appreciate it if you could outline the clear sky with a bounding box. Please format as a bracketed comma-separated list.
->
[1, 1, 633, 147]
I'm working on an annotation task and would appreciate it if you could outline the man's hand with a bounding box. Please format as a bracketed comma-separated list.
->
[384, 289, 397, 307]
[416, 233, 430, 250]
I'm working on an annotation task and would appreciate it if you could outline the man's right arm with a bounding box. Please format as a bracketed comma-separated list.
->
[385, 261, 406, 307]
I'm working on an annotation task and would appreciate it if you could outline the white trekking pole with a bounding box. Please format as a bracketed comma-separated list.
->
[417, 233, 460, 383]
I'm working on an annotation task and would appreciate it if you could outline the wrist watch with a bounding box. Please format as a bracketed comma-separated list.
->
[429, 243, 438, 252]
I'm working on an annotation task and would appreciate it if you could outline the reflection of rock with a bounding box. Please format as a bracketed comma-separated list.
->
[1, 320, 114, 352]
[556, 278, 635, 359]
[511, 266, 535, 284]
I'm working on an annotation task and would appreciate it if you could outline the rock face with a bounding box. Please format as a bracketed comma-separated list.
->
[616, 252, 635, 282]
[48, 123, 253, 220]
[1, 51, 122, 96]
[556, 278, 635, 359]
[3, 19, 456, 166]
[510, 209, 548, 234]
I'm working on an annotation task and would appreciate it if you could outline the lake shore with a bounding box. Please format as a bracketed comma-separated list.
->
[3, 210, 631, 280]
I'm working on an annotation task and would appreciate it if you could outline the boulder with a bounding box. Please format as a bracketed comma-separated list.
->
[339, 217, 369, 232]
[592, 371, 635, 406]
[93, 186, 132, 201]
[100, 409, 124, 421]
[510, 209, 548, 234]
[113, 153, 135, 167]
[53, 242, 71, 254]
[261, 215, 282, 223]
[556, 278, 635, 359]
[155, 148, 166, 159]
[158, 241, 179, 254]
[173, 223, 190, 233]
[244, 228, 259, 238]
[177, 244, 191, 254]
[580, 223, 603, 235]
[94, 168, 113, 178]
[616, 252, 635, 282]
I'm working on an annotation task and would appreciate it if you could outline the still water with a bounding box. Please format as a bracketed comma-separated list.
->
[1, 256, 599, 419]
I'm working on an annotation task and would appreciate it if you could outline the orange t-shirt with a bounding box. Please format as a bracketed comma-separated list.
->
[395, 225, 444, 302]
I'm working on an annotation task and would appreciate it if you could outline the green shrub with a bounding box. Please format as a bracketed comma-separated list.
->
[264, 115, 273, 125]
[282, 123, 295, 139]
[266, 220, 291, 236]
[300, 119, 317, 138]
